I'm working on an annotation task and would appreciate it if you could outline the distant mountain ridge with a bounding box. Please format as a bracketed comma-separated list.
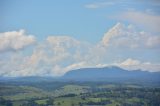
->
[0, 66, 160, 85]
[62, 66, 160, 82]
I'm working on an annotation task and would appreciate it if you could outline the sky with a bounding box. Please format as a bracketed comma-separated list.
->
[0, 0, 160, 76]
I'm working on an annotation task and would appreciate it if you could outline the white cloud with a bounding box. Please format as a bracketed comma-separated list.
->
[116, 58, 160, 72]
[102, 22, 125, 47]
[46, 36, 89, 63]
[101, 22, 160, 49]
[47, 36, 80, 48]
[146, 0, 160, 6]
[0, 36, 91, 77]
[146, 36, 160, 48]
[85, 1, 114, 9]
[95, 58, 160, 72]
[0, 24, 160, 77]
[0, 29, 36, 52]
[117, 11, 160, 32]
[119, 58, 141, 66]
[65, 62, 87, 71]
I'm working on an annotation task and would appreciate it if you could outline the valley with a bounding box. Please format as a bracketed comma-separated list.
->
[0, 80, 160, 106]
[0, 67, 160, 106]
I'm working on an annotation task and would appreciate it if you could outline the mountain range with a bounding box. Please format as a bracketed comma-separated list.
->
[0, 66, 160, 85]
[62, 66, 160, 83]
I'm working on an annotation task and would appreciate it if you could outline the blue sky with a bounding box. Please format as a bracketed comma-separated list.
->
[2, 0, 159, 42]
[0, 0, 160, 76]
[1, 0, 111, 42]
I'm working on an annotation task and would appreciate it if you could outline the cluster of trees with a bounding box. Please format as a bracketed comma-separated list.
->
[20, 98, 54, 106]
[0, 97, 13, 106]
[121, 102, 145, 106]
[59, 94, 77, 97]
[85, 99, 112, 105]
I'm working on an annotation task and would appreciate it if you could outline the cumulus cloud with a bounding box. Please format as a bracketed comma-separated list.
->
[0, 35, 106, 77]
[0, 36, 91, 77]
[116, 58, 160, 72]
[0, 29, 36, 52]
[117, 11, 160, 32]
[101, 22, 160, 49]
[119, 58, 140, 66]
[95, 58, 160, 72]
[0, 24, 160, 77]
[46, 36, 92, 64]
[102, 22, 125, 47]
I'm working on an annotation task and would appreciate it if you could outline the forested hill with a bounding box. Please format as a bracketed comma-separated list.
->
[62, 66, 160, 82]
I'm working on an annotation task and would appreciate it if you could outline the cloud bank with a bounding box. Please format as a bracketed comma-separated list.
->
[0, 23, 159, 76]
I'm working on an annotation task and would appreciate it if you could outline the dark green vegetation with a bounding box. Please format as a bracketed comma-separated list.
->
[0, 80, 160, 106]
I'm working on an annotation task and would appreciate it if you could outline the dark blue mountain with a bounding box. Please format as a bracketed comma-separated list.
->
[62, 66, 160, 83]
[0, 66, 160, 86]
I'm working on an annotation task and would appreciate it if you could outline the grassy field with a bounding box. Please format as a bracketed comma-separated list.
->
[0, 86, 51, 100]
[0, 81, 160, 106]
